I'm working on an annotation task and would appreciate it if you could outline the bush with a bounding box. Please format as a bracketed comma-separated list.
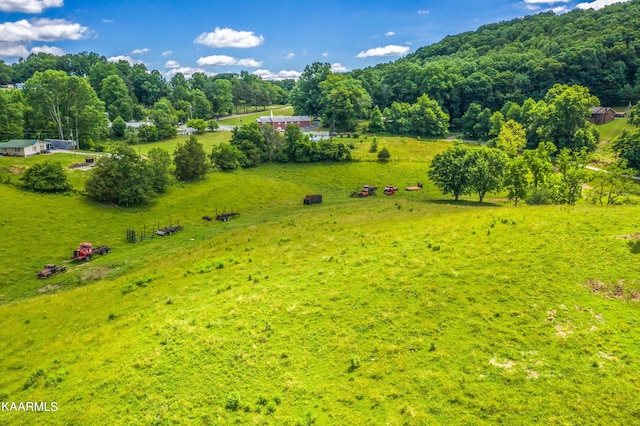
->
[21, 161, 72, 193]
[525, 186, 554, 205]
[377, 147, 391, 162]
[225, 393, 241, 411]
[369, 137, 378, 153]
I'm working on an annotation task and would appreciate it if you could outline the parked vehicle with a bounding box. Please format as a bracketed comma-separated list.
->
[37, 264, 67, 279]
[72, 242, 110, 261]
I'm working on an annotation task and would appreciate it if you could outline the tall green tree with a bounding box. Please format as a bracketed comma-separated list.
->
[541, 84, 599, 150]
[85, 144, 153, 206]
[319, 75, 372, 132]
[495, 119, 526, 158]
[0, 89, 25, 140]
[612, 129, 640, 169]
[173, 136, 208, 181]
[504, 156, 532, 206]
[24, 70, 108, 145]
[101, 74, 134, 121]
[428, 143, 471, 201]
[290, 62, 332, 117]
[522, 142, 556, 189]
[466, 147, 508, 202]
[368, 105, 385, 133]
[147, 147, 172, 193]
[555, 148, 589, 204]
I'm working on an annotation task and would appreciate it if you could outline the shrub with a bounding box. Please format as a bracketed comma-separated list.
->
[377, 147, 391, 162]
[369, 138, 378, 153]
[525, 186, 554, 205]
[225, 393, 241, 411]
[21, 161, 72, 193]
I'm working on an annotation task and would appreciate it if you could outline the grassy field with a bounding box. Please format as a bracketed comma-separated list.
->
[1, 135, 640, 425]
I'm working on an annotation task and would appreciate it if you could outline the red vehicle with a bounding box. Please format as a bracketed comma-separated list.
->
[384, 185, 398, 195]
[72, 242, 111, 261]
[351, 185, 377, 198]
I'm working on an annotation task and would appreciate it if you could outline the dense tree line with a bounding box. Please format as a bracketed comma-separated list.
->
[0, 52, 290, 143]
[210, 123, 352, 170]
[428, 141, 593, 205]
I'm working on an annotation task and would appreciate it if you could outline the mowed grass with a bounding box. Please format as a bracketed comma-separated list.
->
[1, 137, 640, 424]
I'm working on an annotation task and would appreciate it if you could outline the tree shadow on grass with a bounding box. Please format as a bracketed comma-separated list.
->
[628, 240, 640, 254]
[423, 199, 502, 207]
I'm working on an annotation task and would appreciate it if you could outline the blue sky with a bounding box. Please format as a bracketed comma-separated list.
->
[0, 0, 631, 80]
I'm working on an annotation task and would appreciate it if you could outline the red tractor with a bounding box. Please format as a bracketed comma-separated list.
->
[384, 185, 398, 195]
[72, 242, 111, 261]
[351, 185, 377, 198]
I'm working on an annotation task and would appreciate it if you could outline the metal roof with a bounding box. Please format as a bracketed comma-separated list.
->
[0, 139, 39, 148]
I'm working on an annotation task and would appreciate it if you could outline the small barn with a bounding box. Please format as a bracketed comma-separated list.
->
[590, 107, 616, 125]
[0, 139, 48, 157]
[257, 112, 311, 131]
[303, 194, 322, 205]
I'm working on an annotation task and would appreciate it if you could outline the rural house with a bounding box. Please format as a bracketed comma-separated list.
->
[590, 107, 616, 125]
[0, 139, 48, 157]
[256, 112, 311, 131]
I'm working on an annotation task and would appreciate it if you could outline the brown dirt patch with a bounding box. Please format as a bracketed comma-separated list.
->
[38, 284, 61, 293]
[584, 278, 640, 301]
[5, 165, 27, 174]
[616, 232, 640, 240]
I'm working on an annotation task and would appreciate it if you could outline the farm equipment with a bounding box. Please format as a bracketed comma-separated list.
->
[72, 242, 111, 261]
[384, 185, 398, 195]
[351, 185, 377, 198]
[216, 212, 240, 222]
[37, 264, 67, 279]
[156, 225, 184, 236]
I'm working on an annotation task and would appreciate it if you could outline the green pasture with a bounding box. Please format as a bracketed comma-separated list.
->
[1, 135, 640, 424]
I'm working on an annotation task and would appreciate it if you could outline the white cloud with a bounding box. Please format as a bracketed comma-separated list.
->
[331, 63, 349, 73]
[164, 60, 180, 68]
[194, 27, 263, 48]
[0, 18, 89, 58]
[30, 45, 64, 56]
[523, 0, 569, 3]
[322, 52, 329, 57]
[385, 31, 395, 36]
[417, 10, 429, 14]
[162, 50, 173, 56]
[131, 48, 149, 55]
[0, 0, 63, 14]
[236, 58, 262, 67]
[285, 52, 295, 59]
[356, 45, 410, 58]
[107, 55, 143, 66]
[102, 19, 114, 24]
[0, 18, 89, 43]
[197, 55, 262, 67]
[0, 42, 29, 57]
[576, 0, 629, 10]
[253, 69, 302, 81]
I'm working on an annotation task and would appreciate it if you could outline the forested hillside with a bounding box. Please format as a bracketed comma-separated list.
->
[350, 1, 640, 119]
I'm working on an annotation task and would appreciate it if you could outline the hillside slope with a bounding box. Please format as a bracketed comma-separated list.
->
[1, 139, 640, 424]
